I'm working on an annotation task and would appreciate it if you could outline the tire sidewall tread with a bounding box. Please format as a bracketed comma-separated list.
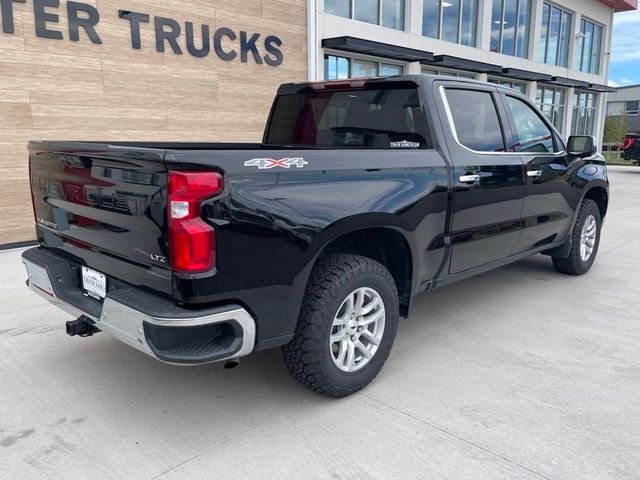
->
[552, 199, 602, 276]
[282, 254, 399, 398]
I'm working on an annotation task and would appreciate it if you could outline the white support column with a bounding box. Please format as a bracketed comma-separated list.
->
[564, 87, 576, 137]
[408, 0, 423, 36]
[477, 73, 488, 83]
[530, 0, 544, 62]
[568, 6, 582, 73]
[308, 0, 318, 81]
[528, 81, 538, 102]
[407, 62, 422, 74]
[478, 0, 494, 51]
[570, 10, 583, 74]
[595, 92, 606, 149]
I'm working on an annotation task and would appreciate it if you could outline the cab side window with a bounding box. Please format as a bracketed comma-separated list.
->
[504, 96, 556, 153]
[445, 89, 506, 152]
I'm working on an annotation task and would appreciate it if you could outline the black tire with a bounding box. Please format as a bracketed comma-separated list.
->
[282, 254, 399, 398]
[552, 199, 601, 276]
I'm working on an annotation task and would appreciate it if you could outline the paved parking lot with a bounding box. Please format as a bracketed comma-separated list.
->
[1, 165, 639, 480]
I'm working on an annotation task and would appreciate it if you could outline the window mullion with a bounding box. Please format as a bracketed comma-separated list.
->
[438, 1, 444, 40]
[514, 0, 521, 56]
[499, 0, 505, 52]
[555, 10, 561, 66]
[580, 20, 586, 71]
[544, 4, 551, 63]
[591, 24, 596, 73]
[458, 0, 463, 44]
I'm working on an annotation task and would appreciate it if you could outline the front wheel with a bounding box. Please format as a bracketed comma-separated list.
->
[552, 199, 602, 276]
[282, 254, 399, 398]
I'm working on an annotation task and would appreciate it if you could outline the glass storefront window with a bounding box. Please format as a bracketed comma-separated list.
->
[488, 78, 527, 95]
[354, 0, 379, 25]
[539, 3, 572, 67]
[352, 59, 378, 78]
[422, 68, 476, 79]
[572, 91, 597, 136]
[536, 86, 565, 133]
[324, 55, 350, 80]
[577, 18, 603, 74]
[324, 0, 405, 30]
[380, 63, 403, 76]
[382, 0, 404, 29]
[422, 0, 478, 47]
[325, 55, 403, 80]
[325, 0, 350, 18]
[490, 0, 532, 58]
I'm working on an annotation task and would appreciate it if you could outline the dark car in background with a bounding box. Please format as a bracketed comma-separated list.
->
[622, 133, 640, 164]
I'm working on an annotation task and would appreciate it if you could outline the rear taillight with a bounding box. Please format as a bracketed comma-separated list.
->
[167, 171, 223, 273]
[623, 137, 635, 150]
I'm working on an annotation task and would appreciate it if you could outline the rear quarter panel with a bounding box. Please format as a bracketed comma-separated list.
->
[165, 148, 449, 348]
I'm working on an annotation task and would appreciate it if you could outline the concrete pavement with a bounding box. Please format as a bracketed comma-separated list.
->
[1, 166, 639, 480]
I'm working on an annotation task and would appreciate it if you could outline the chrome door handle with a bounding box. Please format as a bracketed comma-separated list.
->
[459, 174, 480, 184]
[527, 170, 543, 178]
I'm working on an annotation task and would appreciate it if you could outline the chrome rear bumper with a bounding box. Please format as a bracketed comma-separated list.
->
[22, 249, 256, 366]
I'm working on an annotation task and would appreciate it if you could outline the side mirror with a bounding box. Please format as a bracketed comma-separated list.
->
[567, 135, 597, 157]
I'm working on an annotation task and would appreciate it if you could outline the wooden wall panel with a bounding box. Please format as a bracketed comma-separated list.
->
[0, 0, 308, 244]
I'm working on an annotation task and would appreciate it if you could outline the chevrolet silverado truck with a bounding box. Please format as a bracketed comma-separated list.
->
[621, 133, 640, 164]
[23, 75, 608, 397]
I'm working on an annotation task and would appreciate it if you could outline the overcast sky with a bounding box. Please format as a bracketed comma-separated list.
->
[609, 9, 640, 86]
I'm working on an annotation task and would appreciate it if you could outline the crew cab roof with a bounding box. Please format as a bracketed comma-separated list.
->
[277, 74, 528, 97]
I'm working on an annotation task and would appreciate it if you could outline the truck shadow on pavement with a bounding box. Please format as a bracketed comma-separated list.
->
[17, 252, 599, 474]
[46, 254, 558, 412]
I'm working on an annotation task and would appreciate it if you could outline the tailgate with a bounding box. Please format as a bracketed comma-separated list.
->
[28, 141, 172, 297]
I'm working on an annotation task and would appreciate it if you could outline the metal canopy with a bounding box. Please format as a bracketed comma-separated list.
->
[501, 68, 552, 82]
[541, 76, 590, 89]
[588, 83, 618, 93]
[321, 36, 617, 94]
[322, 36, 434, 62]
[423, 55, 502, 74]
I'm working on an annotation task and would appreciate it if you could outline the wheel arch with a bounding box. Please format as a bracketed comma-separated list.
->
[543, 180, 608, 259]
[582, 184, 609, 220]
[319, 227, 414, 315]
[294, 215, 418, 320]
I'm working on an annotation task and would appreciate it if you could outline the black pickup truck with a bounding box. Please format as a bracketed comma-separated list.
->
[23, 75, 608, 397]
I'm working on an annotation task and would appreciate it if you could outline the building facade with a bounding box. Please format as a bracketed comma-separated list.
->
[0, 0, 308, 244]
[0, 0, 636, 244]
[314, 0, 634, 142]
[606, 83, 640, 132]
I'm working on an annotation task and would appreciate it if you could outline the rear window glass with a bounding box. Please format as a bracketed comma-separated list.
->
[265, 87, 431, 149]
[445, 89, 506, 152]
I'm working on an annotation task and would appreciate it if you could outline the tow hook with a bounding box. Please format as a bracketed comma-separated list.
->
[224, 358, 239, 369]
[66, 316, 101, 337]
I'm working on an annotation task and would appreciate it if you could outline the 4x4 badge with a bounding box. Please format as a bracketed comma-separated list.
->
[244, 157, 308, 169]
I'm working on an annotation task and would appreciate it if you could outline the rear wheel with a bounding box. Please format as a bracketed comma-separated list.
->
[282, 254, 399, 398]
[552, 199, 601, 276]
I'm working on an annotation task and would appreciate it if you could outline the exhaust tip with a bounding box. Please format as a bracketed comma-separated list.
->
[224, 358, 239, 369]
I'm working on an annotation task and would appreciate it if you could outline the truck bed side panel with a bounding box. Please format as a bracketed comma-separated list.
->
[165, 148, 449, 347]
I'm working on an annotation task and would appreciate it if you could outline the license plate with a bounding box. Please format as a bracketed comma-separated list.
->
[82, 266, 107, 300]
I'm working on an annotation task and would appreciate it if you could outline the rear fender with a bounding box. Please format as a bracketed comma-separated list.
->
[286, 213, 419, 326]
